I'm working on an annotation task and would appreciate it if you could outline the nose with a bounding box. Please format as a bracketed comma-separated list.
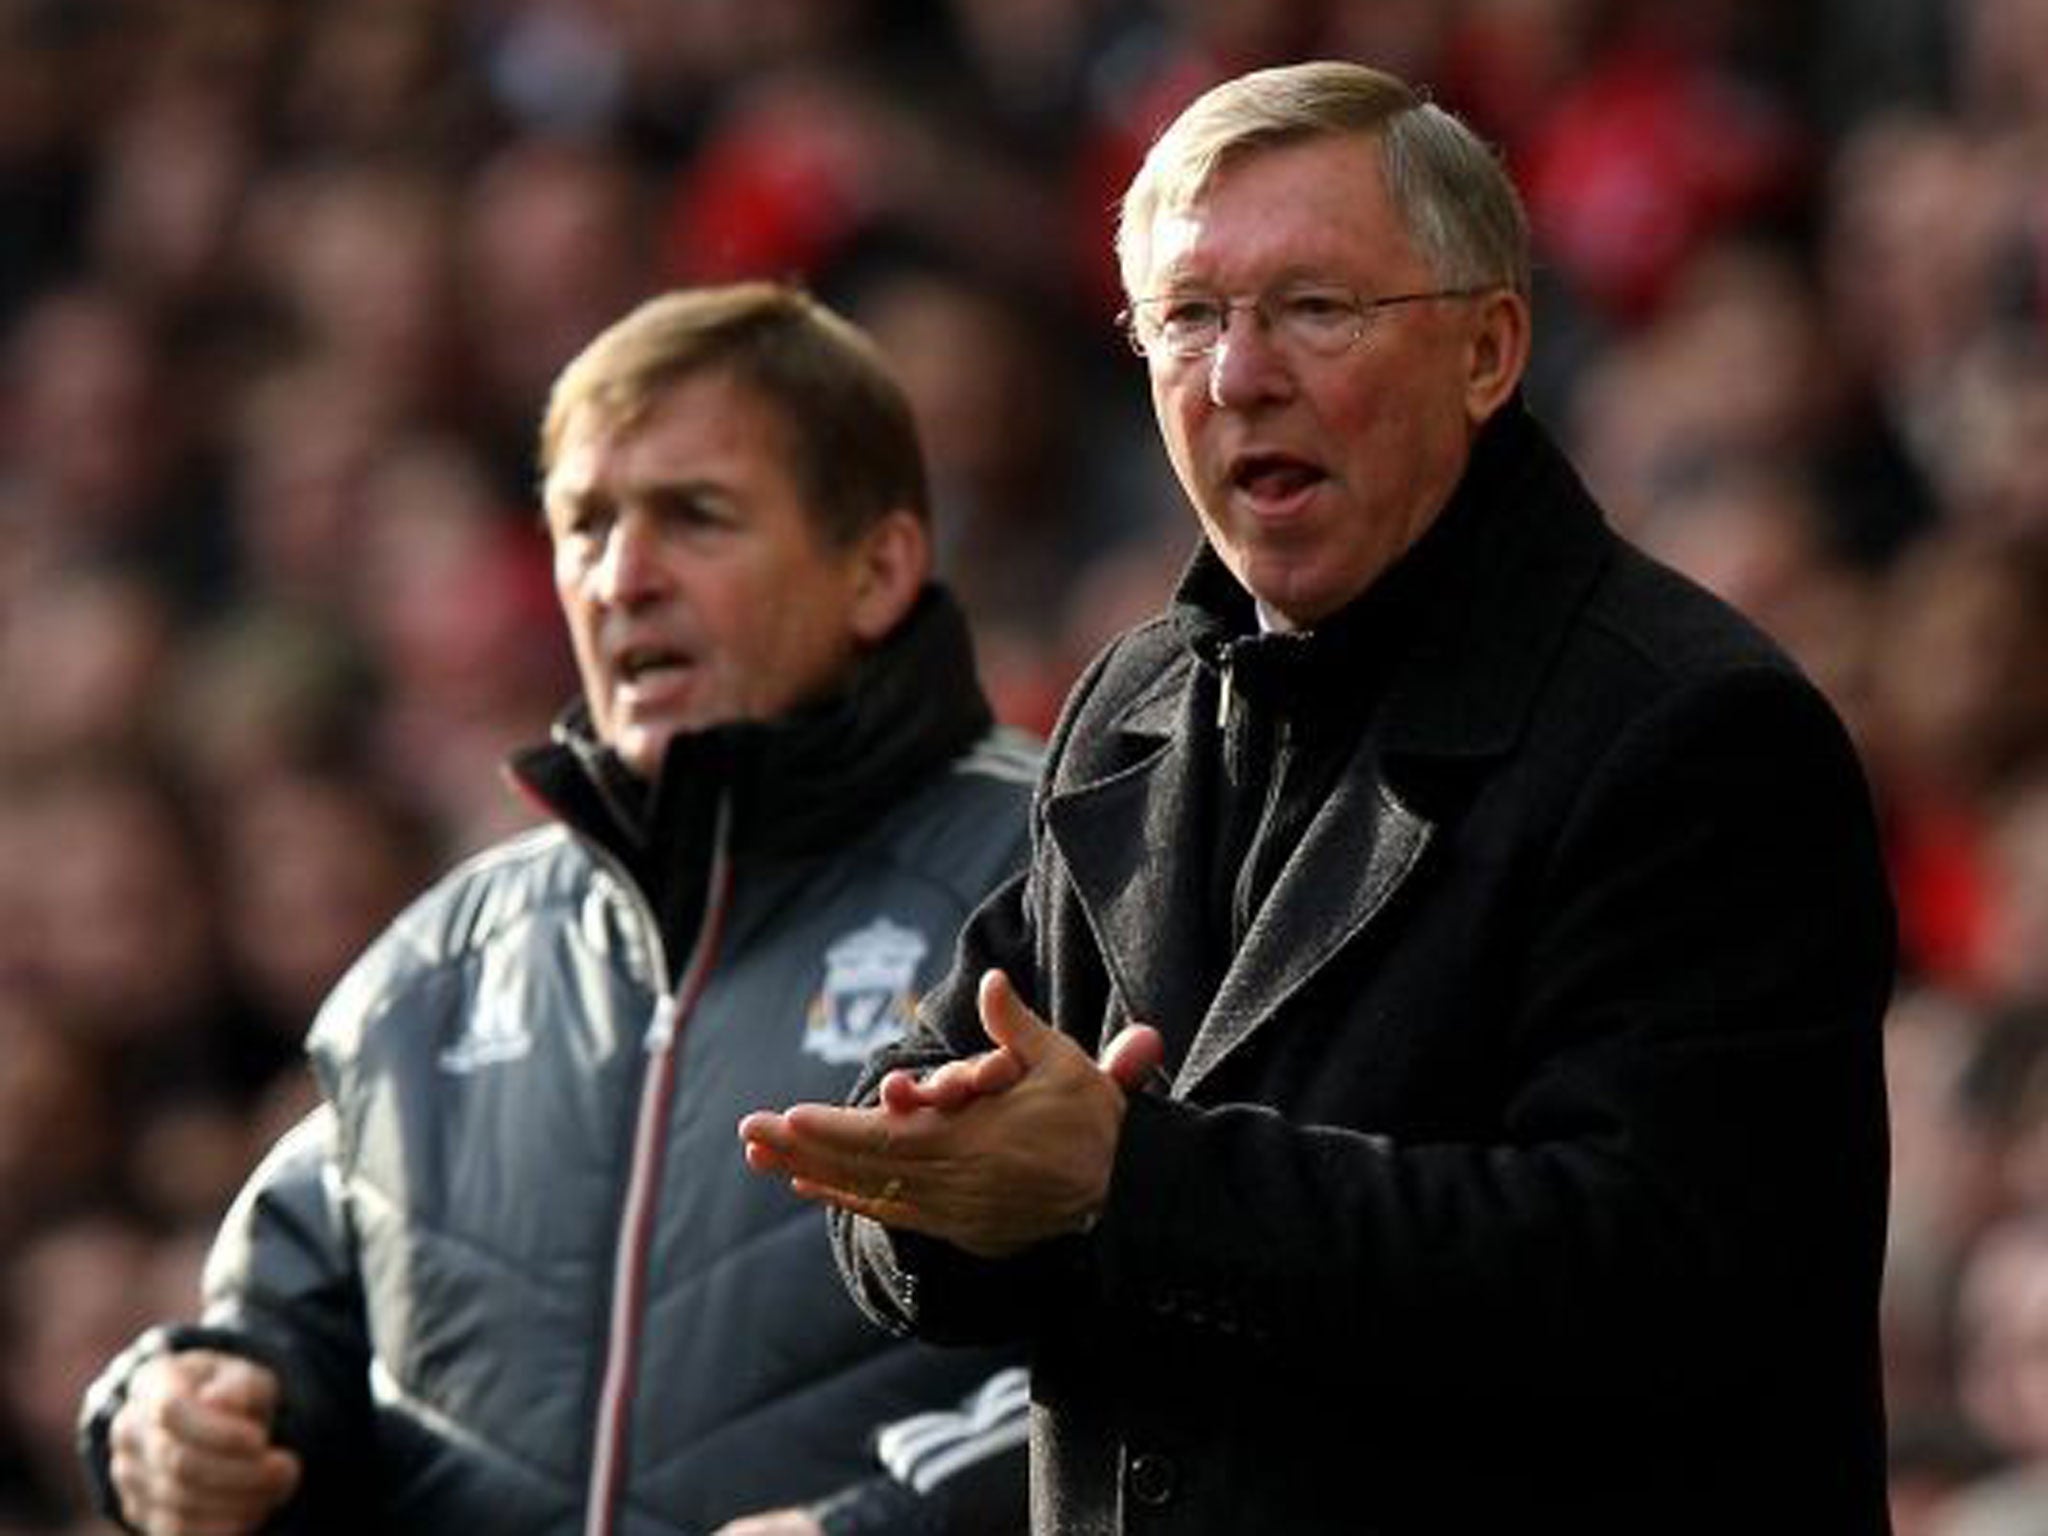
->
[1205, 313, 1295, 410]
[590, 510, 665, 608]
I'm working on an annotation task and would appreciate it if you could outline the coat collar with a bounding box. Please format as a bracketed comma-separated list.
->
[1375, 400, 1612, 773]
[1047, 402, 1614, 1096]
[1124, 398, 1612, 766]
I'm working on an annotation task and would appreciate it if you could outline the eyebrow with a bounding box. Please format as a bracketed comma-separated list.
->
[547, 474, 736, 522]
[1146, 262, 1349, 293]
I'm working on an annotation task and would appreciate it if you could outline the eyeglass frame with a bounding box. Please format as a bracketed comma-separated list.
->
[1117, 282, 1495, 362]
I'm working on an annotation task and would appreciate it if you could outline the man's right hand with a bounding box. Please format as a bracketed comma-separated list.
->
[877, 973, 1165, 1115]
[109, 1348, 301, 1536]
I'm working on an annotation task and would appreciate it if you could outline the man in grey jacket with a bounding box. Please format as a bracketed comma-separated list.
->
[79, 283, 1034, 1536]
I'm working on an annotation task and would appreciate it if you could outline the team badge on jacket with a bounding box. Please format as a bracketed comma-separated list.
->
[804, 917, 928, 1064]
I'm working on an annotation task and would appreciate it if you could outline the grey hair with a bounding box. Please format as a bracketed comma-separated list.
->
[1115, 60, 1530, 301]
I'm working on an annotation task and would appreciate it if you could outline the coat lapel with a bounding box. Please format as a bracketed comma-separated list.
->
[1044, 666, 1217, 1062]
[1046, 658, 1440, 1094]
[1175, 773, 1432, 1098]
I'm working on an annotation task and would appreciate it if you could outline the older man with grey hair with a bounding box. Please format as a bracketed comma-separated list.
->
[745, 61, 1894, 1534]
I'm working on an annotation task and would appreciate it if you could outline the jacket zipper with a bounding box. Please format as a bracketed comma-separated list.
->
[583, 792, 735, 1536]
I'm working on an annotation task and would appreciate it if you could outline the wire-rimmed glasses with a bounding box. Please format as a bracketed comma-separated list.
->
[1118, 282, 1491, 361]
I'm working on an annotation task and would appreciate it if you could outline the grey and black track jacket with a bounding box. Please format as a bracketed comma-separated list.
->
[82, 588, 1035, 1536]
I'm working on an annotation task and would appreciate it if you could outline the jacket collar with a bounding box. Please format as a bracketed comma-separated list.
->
[508, 584, 994, 880]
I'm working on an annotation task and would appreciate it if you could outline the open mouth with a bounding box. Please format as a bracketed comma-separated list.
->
[615, 643, 695, 690]
[1230, 452, 1326, 505]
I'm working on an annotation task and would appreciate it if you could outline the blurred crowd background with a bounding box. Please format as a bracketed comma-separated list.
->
[2, 0, 2047, 1530]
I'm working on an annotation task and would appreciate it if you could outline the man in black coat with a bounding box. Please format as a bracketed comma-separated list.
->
[742, 62, 1895, 1533]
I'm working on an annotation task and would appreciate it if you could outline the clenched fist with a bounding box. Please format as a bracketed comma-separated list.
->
[109, 1348, 302, 1536]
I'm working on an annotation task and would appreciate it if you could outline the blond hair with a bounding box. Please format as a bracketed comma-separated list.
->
[539, 282, 929, 547]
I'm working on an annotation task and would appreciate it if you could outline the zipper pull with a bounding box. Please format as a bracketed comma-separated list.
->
[1217, 645, 1237, 731]
[644, 993, 680, 1052]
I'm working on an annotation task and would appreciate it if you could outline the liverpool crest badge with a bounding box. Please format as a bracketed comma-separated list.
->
[803, 917, 928, 1064]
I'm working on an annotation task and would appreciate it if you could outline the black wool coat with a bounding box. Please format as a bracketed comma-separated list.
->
[836, 403, 1895, 1534]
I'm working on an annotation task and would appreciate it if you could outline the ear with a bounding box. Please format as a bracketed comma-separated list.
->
[1462, 288, 1531, 426]
[847, 507, 932, 644]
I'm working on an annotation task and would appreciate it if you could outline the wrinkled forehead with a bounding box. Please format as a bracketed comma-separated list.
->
[541, 367, 801, 512]
[1122, 127, 1386, 295]
[1129, 132, 1398, 292]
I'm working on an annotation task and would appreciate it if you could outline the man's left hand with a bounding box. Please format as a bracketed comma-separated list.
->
[738, 970, 1162, 1258]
